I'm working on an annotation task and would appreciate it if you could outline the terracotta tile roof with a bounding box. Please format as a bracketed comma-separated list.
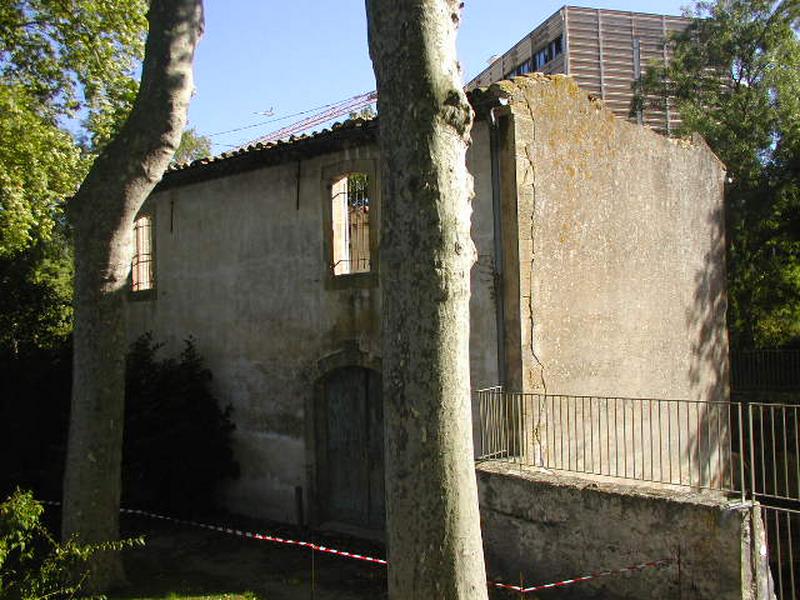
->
[156, 86, 510, 192]
[157, 116, 378, 191]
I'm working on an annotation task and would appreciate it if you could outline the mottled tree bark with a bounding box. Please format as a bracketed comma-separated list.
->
[365, 1, 488, 598]
[62, 0, 203, 590]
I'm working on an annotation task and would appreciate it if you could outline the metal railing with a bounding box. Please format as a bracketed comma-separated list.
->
[731, 348, 800, 391]
[761, 505, 800, 600]
[332, 257, 371, 275]
[747, 402, 800, 600]
[477, 388, 743, 494]
[748, 402, 800, 503]
[477, 387, 800, 599]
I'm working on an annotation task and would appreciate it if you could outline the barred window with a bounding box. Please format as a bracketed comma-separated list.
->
[331, 173, 370, 276]
[132, 214, 154, 291]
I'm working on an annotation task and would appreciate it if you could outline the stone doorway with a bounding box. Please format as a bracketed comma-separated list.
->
[318, 366, 385, 530]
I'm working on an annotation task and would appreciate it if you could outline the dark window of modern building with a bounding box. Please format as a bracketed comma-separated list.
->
[533, 34, 564, 71]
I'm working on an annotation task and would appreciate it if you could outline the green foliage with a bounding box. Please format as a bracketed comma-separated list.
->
[0, 336, 237, 515]
[0, 0, 147, 257]
[0, 489, 142, 600]
[0, 0, 147, 129]
[0, 83, 87, 257]
[0, 235, 73, 500]
[348, 105, 376, 120]
[639, 0, 800, 348]
[173, 126, 212, 165]
[0, 0, 148, 357]
[0, 234, 73, 355]
[124, 335, 239, 515]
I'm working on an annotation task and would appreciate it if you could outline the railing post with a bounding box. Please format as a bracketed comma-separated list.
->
[738, 402, 746, 502]
[748, 403, 756, 501]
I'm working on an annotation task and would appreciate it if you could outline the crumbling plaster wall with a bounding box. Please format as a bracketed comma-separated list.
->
[127, 134, 501, 522]
[127, 144, 383, 521]
[498, 74, 729, 402]
[468, 120, 501, 392]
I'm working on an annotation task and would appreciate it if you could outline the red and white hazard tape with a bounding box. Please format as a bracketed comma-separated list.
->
[42, 501, 386, 566]
[42, 500, 672, 593]
[119, 507, 388, 565]
[492, 557, 674, 594]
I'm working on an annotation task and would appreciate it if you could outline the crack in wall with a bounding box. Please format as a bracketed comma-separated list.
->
[521, 93, 548, 466]
[520, 94, 548, 396]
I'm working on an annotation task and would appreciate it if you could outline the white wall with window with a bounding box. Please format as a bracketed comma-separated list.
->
[131, 214, 154, 292]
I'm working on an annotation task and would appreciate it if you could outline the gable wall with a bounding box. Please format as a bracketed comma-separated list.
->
[503, 74, 728, 403]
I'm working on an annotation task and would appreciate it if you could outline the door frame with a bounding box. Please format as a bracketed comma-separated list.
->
[306, 343, 382, 529]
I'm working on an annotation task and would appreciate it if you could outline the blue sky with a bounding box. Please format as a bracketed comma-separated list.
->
[192, 1, 691, 153]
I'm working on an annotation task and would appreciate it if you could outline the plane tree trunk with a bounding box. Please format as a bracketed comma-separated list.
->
[365, 1, 489, 597]
[62, 0, 203, 591]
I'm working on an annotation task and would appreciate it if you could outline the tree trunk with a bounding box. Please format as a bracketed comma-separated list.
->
[365, 1, 488, 598]
[62, 0, 203, 591]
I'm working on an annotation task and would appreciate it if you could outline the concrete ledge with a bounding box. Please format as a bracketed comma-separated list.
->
[477, 461, 771, 599]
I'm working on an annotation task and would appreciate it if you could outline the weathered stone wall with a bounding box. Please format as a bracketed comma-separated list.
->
[498, 75, 729, 403]
[127, 135, 501, 522]
[478, 462, 772, 600]
[129, 144, 384, 521]
[469, 120, 501, 447]
[127, 75, 731, 527]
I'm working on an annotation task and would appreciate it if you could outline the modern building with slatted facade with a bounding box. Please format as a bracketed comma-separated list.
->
[467, 6, 690, 133]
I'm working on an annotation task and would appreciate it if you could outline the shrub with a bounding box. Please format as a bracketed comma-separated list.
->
[0, 334, 237, 517]
[0, 489, 140, 600]
[123, 334, 239, 515]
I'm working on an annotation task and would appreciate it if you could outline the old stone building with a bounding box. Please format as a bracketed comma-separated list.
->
[127, 75, 728, 538]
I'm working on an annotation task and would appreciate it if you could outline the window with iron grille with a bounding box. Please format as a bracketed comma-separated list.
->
[131, 214, 154, 291]
[331, 173, 370, 276]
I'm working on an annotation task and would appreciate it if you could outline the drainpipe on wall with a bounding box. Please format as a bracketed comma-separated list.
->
[489, 106, 506, 388]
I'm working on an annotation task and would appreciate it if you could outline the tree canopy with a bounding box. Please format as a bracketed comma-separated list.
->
[0, 83, 84, 258]
[0, 1, 150, 354]
[0, 230, 72, 355]
[173, 125, 212, 165]
[0, 0, 148, 256]
[641, 0, 800, 348]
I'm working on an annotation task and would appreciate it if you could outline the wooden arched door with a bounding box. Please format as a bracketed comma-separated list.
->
[320, 367, 385, 529]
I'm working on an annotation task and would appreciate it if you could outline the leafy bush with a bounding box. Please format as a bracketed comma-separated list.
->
[0, 489, 140, 600]
[0, 334, 238, 516]
[123, 334, 239, 515]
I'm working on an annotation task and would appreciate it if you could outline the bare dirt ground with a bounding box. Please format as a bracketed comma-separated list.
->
[107, 512, 541, 599]
[109, 512, 389, 600]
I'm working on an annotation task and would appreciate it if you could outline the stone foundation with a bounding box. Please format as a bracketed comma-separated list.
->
[478, 461, 773, 599]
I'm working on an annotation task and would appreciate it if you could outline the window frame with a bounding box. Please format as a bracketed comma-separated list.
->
[129, 210, 157, 300]
[532, 34, 563, 71]
[321, 159, 379, 289]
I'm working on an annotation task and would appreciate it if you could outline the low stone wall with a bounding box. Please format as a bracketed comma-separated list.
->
[478, 462, 772, 599]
